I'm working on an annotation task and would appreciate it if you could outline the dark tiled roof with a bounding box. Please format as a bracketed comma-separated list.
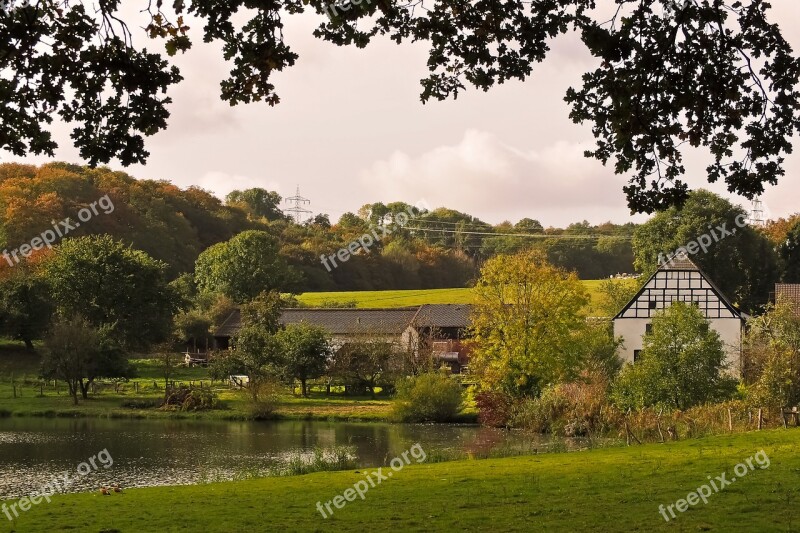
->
[280, 307, 420, 335]
[214, 304, 475, 338]
[776, 284, 800, 314]
[411, 304, 473, 328]
[660, 252, 699, 271]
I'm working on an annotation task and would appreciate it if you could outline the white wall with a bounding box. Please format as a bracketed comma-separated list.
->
[614, 318, 742, 376]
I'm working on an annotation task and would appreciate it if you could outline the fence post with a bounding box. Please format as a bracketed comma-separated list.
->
[728, 408, 733, 432]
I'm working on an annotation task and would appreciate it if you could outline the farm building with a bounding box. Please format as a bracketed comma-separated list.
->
[214, 304, 474, 373]
[613, 253, 747, 374]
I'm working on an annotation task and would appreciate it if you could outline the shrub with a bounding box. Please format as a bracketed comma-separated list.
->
[510, 386, 569, 434]
[248, 379, 281, 419]
[475, 390, 515, 427]
[392, 372, 463, 422]
[510, 372, 615, 436]
[162, 385, 219, 411]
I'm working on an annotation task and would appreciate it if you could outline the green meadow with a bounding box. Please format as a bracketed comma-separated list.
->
[3, 428, 798, 532]
[296, 280, 609, 314]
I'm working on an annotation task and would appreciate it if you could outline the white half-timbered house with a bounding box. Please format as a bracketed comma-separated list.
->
[613, 254, 747, 375]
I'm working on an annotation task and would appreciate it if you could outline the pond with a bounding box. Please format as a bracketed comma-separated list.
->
[0, 417, 576, 499]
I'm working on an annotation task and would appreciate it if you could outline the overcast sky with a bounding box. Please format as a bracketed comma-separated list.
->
[5, 2, 800, 227]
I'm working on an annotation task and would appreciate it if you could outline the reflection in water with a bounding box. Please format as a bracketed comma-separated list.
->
[0, 418, 568, 499]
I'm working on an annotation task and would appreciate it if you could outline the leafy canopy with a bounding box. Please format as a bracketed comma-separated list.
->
[42, 235, 176, 350]
[276, 322, 332, 397]
[2, 1, 798, 212]
[194, 230, 295, 303]
[632, 189, 778, 311]
[469, 249, 590, 398]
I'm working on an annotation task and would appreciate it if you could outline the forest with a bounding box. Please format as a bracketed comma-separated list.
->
[0, 162, 638, 291]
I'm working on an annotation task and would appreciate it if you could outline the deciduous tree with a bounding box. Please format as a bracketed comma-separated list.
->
[612, 302, 735, 410]
[276, 323, 331, 397]
[194, 230, 296, 303]
[469, 250, 590, 398]
[43, 235, 176, 350]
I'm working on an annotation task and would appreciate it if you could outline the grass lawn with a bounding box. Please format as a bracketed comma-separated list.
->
[296, 280, 610, 315]
[4, 428, 799, 532]
[0, 344, 395, 422]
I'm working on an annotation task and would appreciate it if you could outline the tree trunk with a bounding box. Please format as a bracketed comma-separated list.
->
[301, 378, 308, 397]
[23, 338, 34, 351]
[79, 379, 92, 399]
[68, 381, 79, 405]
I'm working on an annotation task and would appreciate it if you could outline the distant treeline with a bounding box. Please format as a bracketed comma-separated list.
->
[0, 162, 636, 290]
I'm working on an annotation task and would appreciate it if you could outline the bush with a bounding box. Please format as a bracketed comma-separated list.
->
[510, 372, 615, 436]
[248, 379, 281, 419]
[475, 390, 515, 427]
[162, 385, 219, 411]
[392, 372, 463, 422]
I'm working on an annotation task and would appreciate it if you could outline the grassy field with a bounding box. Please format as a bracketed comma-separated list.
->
[3, 428, 798, 532]
[297, 280, 609, 314]
[0, 344, 396, 422]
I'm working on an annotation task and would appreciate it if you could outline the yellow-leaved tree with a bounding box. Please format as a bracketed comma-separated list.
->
[469, 250, 590, 398]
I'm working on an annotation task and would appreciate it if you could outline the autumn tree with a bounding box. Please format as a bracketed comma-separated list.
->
[469, 250, 590, 398]
[744, 297, 800, 409]
[596, 277, 641, 318]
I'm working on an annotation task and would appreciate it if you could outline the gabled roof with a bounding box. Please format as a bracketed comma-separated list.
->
[214, 303, 476, 339]
[410, 304, 473, 329]
[613, 253, 744, 320]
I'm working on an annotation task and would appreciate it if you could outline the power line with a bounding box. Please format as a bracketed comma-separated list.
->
[402, 225, 633, 240]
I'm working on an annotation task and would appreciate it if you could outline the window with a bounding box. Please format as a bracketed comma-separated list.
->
[645, 323, 653, 334]
[634, 350, 642, 362]
[649, 300, 657, 309]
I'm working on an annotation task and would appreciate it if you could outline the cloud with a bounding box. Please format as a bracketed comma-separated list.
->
[357, 129, 635, 224]
[195, 171, 282, 199]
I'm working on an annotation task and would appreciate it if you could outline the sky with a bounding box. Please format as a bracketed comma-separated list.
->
[5, 2, 800, 227]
